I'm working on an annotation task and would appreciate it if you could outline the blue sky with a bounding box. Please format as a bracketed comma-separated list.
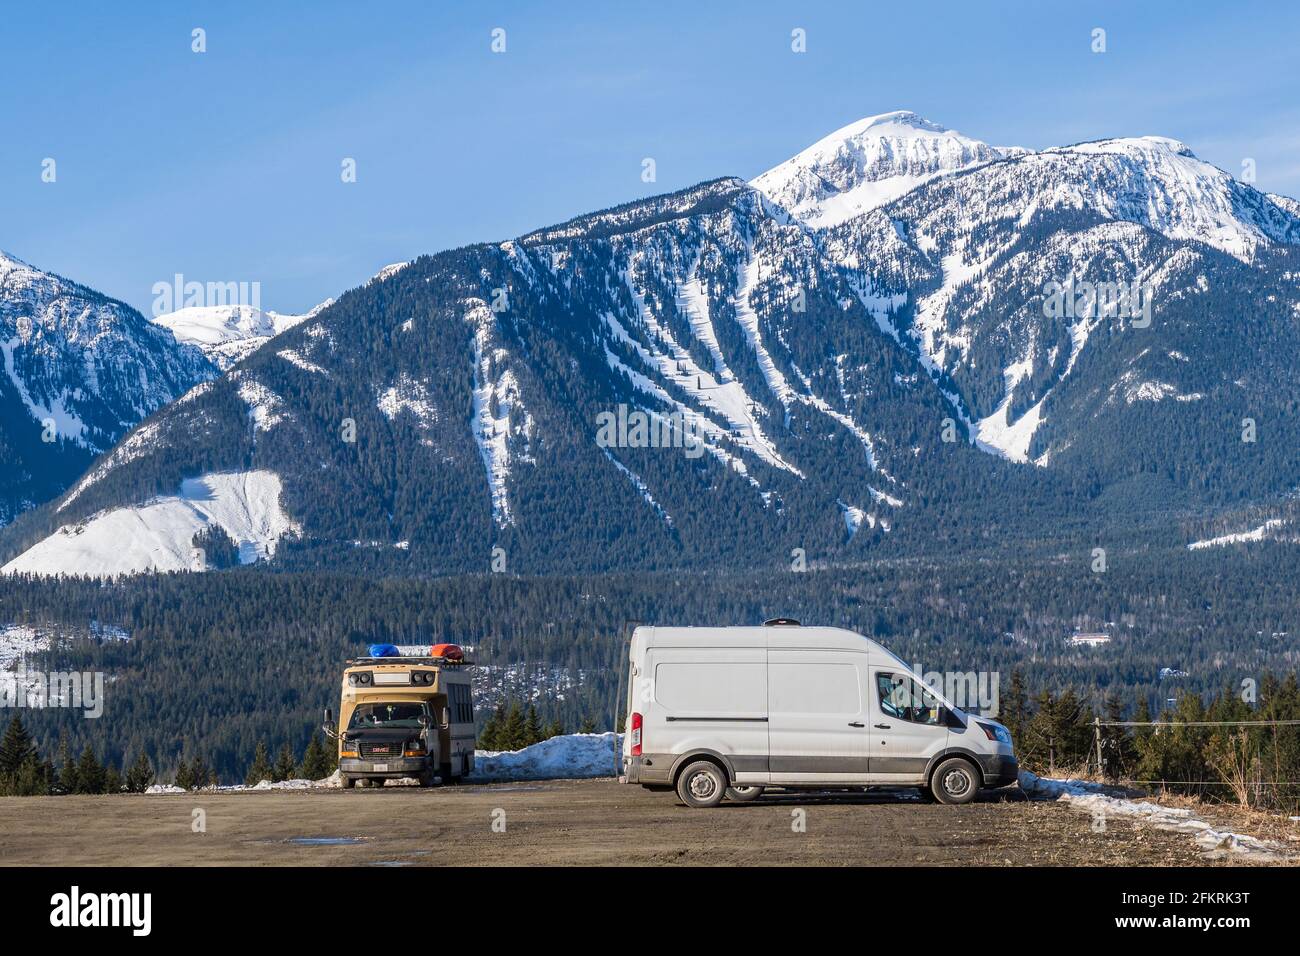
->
[3, 1, 1298, 316]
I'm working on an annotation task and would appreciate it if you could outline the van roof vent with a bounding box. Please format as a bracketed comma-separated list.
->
[763, 618, 801, 627]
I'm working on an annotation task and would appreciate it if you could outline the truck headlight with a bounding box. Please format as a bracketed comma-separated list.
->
[977, 722, 1012, 746]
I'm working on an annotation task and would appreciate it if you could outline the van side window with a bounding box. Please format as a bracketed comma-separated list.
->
[876, 673, 941, 725]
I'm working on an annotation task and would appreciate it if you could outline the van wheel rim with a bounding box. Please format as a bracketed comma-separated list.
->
[689, 772, 718, 799]
[943, 769, 972, 796]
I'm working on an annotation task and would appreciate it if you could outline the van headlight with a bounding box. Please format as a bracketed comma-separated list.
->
[977, 722, 1012, 746]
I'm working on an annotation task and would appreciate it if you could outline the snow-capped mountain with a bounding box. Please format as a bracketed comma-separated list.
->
[5, 113, 1299, 576]
[0, 251, 216, 527]
[153, 300, 334, 370]
[751, 110, 1019, 228]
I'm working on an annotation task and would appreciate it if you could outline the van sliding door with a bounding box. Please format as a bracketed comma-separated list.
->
[766, 651, 870, 783]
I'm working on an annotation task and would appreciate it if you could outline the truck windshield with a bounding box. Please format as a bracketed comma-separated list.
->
[348, 702, 427, 729]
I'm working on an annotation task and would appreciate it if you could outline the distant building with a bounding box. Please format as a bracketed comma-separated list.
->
[1159, 667, 1188, 680]
[1067, 632, 1111, 647]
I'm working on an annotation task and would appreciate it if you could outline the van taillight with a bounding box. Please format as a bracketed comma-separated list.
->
[630, 712, 643, 756]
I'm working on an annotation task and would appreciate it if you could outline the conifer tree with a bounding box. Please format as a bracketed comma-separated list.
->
[245, 741, 273, 787]
[524, 706, 543, 747]
[173, 755, 195, 791]
[501, 702, 526, 751]
[75, 745, 105, 794]
[578, 715, 597, 734]
[272, 742, 297, 782]
[104, 764, 124, 794]
[57, 739, 78, 795]
[299, 735, 332, 781]
[125, 753, 155, 793]
[0, 715, 37, 775]
[544, 717, 565, 740]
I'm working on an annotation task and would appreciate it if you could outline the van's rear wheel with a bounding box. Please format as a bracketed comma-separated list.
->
[930, 757, 980, 805]
[726, 785, 764, 802]
[340, 776, 356, 790]
[676, 761, 727, 809]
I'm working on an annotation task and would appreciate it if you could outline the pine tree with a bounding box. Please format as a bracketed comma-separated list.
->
[524, 706, 543, 747]
[188, 755, 211, 790]
[125, 752, 154, 793]
[245, 741, 273, 787]
[57, 739, 78, 795]
[174, 755, 195, 791]
[104, 764, 124, 794]
[544, 717, 565, 740]
[501, 702, 526, 751]
[299, 735, 331, 781]
[75, 745, 105, 794]
[272, 742, 297, 782]
[480, 703, 507, 750]
[0, 715, 37, 775]
[578, 715, 597, 734]
[998, 670, 1028, 744]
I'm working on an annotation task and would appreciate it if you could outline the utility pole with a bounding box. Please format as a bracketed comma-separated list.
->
[1094, 716, 1104, 778]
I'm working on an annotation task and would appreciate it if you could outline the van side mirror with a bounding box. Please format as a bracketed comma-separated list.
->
[440, 706, 450, 730]
[322, 708, 337, 739]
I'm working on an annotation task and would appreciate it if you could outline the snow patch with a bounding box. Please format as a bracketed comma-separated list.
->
[3, 470, 299, 577]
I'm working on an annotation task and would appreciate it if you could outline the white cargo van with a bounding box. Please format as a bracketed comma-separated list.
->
[619, 621, 1017, 807]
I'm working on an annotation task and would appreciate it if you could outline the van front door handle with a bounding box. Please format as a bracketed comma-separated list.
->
[874, 723, 891, 730]
[847, 721, 864, 728]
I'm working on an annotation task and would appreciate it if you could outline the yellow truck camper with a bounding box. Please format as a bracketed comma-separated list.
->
[323, 644, 476, 789]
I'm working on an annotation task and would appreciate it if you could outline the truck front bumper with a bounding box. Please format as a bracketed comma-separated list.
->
[340, 756, 430, 778]
[979, 754, 1020, 788]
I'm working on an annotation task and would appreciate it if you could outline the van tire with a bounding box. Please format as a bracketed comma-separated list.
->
[676, 760, 727, 808]
[930, 757, 980, 805]
[726, 785, 764, 802]
[340, 776, 356, 790]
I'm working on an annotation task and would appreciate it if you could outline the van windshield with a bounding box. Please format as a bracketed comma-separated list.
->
[348, 702, 427, 729]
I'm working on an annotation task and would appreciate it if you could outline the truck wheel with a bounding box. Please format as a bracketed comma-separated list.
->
[340, 776, 356, 790]
[418, 769, 437, 788]
[676, 760, 727, 809]
[930, 757, 980, 805]
[726, 785, 764, 802]
[367, 777, 385, 789]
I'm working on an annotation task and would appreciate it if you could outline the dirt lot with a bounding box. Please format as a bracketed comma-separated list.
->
[1, 777, 1280, 867]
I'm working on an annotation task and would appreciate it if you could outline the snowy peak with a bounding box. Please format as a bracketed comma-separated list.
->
[751, 110, 1011, 228]
[1044, 135, 1300, 259]
[153, 300, 333, 370]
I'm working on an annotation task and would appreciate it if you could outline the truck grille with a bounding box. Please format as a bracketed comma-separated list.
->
[360, 742, 401, 759]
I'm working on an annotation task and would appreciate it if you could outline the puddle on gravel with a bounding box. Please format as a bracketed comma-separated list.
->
[286, 837, 365, 846]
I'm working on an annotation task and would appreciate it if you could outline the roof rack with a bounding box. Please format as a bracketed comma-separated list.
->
[346, 655, 475, 666]
[763, 618, 801, 627]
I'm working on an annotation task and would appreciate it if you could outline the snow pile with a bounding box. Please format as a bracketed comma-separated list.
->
[2, 470, 299, 577]
[1019, 771, 1290, 860]
[470, 732, 621, 782]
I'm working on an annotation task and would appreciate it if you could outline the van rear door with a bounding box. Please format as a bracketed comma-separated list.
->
[766, 651, 870, 783]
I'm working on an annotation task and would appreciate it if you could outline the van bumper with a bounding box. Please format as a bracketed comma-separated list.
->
[620, 755, 673, 787]
[340, 756, 430, 778]
[979, 754, 1019, 788]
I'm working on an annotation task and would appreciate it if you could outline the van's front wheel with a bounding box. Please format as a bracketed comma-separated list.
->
[726, 785, 764, 802]
[930, 757, 980, 805]
[676, 761, 727, 808]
